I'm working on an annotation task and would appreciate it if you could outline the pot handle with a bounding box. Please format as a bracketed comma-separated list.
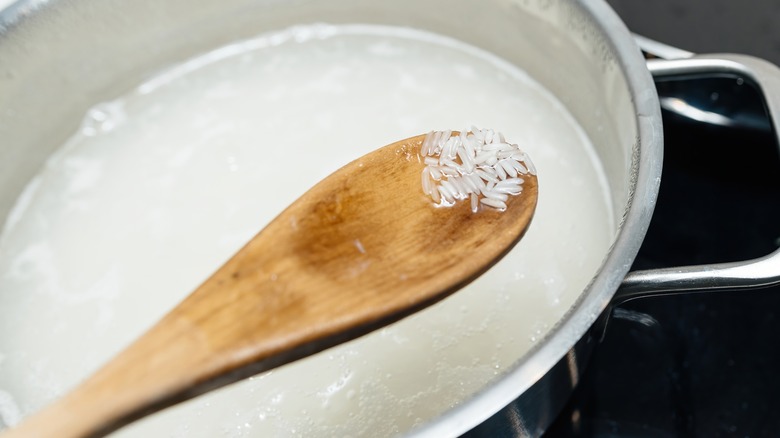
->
[613, 46, 780, 306]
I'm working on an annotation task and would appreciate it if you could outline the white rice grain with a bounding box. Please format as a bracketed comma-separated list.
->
[430, 185, 441, 203]
[480, 197, 507, 210]
[512, 161, 529, 175]
[421, 169, 433, 195]
[457, 148, 474, 172]
[497, 177, 524, 186]
[500, 160, 518, 178]
[421, 130, 434, 155]
[484, 191, 509, 202]
[494, 161, 507, 180]
[462, 175, 480, 193]
[438, 185, 454, 203]
[476, 169, 498, 184]
[441, 166, 460, 177]
[440, 180, 459, 199]
[493, 185, 523, 195]
[424, 157, 439, 166]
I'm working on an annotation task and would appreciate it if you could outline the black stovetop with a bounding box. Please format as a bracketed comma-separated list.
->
[546, 2, 780, 437]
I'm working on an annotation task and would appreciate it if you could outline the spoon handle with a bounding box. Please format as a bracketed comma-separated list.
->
[1, 252, 295, 437]
[3, 199, 415, 438]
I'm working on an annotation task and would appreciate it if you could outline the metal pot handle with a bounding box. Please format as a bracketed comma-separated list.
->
[613, 38, 780, 306]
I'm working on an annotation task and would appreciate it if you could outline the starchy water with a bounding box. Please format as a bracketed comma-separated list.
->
[0, 24, 613, 436]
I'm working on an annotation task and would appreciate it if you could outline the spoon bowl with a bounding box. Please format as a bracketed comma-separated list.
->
[1, 132, 538, 438]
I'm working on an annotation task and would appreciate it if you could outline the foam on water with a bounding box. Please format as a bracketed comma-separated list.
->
[0, 24, 614, 436]
[0, 389, 21, 428]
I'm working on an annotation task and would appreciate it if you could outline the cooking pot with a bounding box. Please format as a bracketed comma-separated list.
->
[1, 0, 779, 436]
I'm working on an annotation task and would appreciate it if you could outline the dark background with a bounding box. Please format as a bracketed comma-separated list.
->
[543, 2, 780, 437]
[607, 0, 780, 66]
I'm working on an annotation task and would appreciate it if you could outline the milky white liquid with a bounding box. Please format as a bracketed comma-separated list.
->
[0, 24, 613, 436]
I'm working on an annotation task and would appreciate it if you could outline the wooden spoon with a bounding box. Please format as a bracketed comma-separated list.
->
[1, 132, 538, 438]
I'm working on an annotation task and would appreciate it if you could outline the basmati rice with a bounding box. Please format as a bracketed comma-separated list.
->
[419, 128, 536, 212]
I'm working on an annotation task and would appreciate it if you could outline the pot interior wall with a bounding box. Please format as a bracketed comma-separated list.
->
[0, 0, 636, 235]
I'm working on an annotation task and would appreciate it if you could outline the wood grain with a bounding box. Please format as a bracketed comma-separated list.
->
[1, 133, 538, 438]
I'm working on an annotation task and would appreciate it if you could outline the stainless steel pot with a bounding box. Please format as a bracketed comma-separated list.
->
[1, 0, 778, 436]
